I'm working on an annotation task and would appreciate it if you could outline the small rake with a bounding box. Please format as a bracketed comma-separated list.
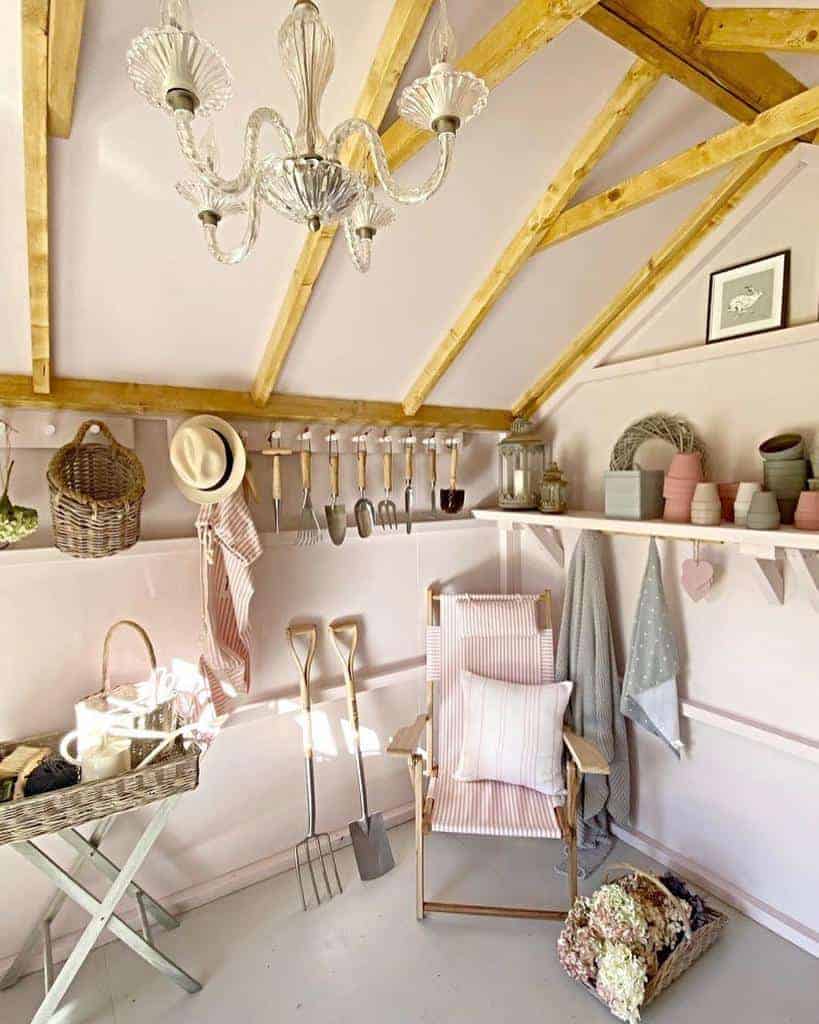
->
[287, 624, 342, 910]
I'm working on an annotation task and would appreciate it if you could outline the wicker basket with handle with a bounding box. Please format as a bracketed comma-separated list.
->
[581, 865, 727, 1013]
[47, 420, 145, 558]
[0, 731, 198, 846]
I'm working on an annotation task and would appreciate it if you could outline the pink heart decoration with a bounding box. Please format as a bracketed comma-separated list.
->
[681, 558, 715, 602]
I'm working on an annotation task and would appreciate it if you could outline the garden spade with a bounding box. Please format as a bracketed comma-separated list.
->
[324, 433, 347, 546]
[329, 620, 395, 881]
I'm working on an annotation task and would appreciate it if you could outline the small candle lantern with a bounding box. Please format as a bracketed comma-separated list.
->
[498, 418, 546, 510]
[539, 461, 568, 514]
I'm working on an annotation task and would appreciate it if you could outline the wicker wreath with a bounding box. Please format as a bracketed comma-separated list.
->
[609, 414, 708, 474]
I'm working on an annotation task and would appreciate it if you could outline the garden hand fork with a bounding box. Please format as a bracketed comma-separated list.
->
[288, 624, 342, 910]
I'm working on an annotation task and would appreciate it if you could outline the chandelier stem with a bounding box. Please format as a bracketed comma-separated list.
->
[175, 107, 295, 195]
[327, 119, 455, 205]
[202, 179, 264, 264]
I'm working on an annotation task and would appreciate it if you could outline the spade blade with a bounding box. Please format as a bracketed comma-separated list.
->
[349, 813, 395, 881]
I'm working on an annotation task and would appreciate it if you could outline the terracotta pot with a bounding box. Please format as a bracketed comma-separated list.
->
[663, 499, 691, 523]
[795, 492, 819, 530]
[809, 479, 819, 492]
[747, 491, 781, 531]
[667, 452, 704, 481]
[718, 482, 739, 521]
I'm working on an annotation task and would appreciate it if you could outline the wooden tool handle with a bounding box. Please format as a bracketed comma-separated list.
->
[272, 454, 282, 501]
[300, 449, 311, 490]
[383, 449, 392, 491]
[449, 443, 459, 488]
[329, 451, 340, 498]
[404, 444, 413, 481]
[429, 446, 437, 485]
[329, 622, 360, 733]
[357, 448, 367, 490]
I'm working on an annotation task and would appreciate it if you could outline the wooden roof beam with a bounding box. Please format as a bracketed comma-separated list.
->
[515, 145, 793, 418]
[401, 58, 662, 416]
[536, 84, 819, 253]
[698, 8, 819, 54]
[48, 0, 86, 138]
[251, 0, 601, 406]
[0, 374, 512, 433]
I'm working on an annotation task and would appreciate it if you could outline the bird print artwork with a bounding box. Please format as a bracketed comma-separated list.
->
[727, 285, 763, 315]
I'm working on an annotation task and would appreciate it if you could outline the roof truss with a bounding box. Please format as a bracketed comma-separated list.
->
[698, 8, 819, 54]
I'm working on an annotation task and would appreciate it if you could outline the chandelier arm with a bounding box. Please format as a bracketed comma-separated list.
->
[327, 119, 454, 205]
[175, 107, 295, 195]
[201, 181, 264, 265]
[343, 217, 371, 274]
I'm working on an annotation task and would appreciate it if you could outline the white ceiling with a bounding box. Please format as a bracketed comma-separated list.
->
[2, 0, 817, 410]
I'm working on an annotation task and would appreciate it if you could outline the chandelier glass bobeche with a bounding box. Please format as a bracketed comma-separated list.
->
[126, 0, 488, 272]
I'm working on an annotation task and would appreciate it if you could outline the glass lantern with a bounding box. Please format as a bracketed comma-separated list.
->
[539, 461, 568, 514]
[497, 418, 546, 510]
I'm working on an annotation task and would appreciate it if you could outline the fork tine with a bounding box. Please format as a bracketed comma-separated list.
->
[294, 843, 308, 910]
[304, 839, 321, 905]
[312, 835, 333, 897]
[321, 834, 342, 894]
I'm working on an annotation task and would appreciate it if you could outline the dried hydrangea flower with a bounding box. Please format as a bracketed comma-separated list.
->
[596, 942, 647, 1024]
[557, 897, 601, 984]
[589, 883, 649, 947]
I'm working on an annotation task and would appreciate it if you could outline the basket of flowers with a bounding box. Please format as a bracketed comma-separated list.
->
[558, 865, 726, 1023]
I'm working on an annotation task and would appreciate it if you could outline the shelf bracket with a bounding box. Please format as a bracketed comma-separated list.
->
[498, 521, 522, 595]
[525, 524, 564, 569]
[741, 541, 784, 605]
[786, 549, 819, 612]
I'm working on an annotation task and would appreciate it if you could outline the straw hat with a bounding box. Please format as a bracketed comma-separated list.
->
[169, 415, 246, 505]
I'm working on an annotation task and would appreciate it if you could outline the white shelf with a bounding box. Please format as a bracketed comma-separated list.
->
[472, 508, 819, 552]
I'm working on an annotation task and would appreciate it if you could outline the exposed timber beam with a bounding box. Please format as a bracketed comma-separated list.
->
[515, 144, 793, 418]
[536, 84, 819, 253]
[401, 58, 661, 415]
[47, 0, 86, 137]
[21, 0, 51, 395]
[589, 0, 808, 120]
[698, 8, 819, 54]
[0, 375, 512, 432]
[251, 0, 601, 406]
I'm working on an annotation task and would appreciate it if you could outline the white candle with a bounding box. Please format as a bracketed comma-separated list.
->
[513, 468, 529, 498]
[81, 737, 132, 781]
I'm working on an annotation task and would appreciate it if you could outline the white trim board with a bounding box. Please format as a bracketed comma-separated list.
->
[532, 144, 811, 422]
[681, 698, 819, 766]
[611, 823, 819, 959]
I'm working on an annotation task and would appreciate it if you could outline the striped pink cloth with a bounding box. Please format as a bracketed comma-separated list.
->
[457, 594, 539, 637]
[427, 594, 562, 839]
[196, 492, 262, 715]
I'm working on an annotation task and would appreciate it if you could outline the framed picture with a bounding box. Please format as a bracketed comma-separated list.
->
[706, 250, 789, 344]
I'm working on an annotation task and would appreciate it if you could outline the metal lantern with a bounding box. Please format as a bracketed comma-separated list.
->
[539, 461, 568, 514]
[497, 418, 546, 510]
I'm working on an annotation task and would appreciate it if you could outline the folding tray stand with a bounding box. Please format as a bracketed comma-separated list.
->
[0, 734, 202, 1024]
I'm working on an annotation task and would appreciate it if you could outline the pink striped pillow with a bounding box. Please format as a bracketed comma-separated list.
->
[454, 671, 572, 796]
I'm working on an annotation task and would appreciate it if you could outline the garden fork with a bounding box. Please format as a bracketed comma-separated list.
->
[377, 435, 398, 532]
[287, 624, 342, 910]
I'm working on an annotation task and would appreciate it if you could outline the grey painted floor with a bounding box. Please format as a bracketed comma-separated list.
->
[1, 823, 816, 1023]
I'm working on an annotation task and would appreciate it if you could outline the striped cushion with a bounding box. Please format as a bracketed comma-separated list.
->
[454, 671, 572, 795]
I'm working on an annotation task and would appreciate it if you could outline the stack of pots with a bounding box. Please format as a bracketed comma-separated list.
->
[663, 453, 703, 522]
[734, 482, 762, 526]
[795, 492, 819, 530]
[760, 434, 807, 525]
[690, 482, 721, 525]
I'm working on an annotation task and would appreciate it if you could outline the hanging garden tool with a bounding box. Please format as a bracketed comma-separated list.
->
[296, 430, 323, 546]
[404, 434, 415, 534]
[329, 620, 395, 881]
[324, 431, 347, 547]
[0, 421, 38, 549]
[262, 431, 293, 534]
[425, 434, 438, 514]
[288, 624, 343, 910]
[354, 434, 376, 539]
[440, 437, 465, 514]
[377, 433, 398, 532]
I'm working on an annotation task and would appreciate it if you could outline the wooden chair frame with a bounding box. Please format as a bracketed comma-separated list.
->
[387, 586, 609, 922]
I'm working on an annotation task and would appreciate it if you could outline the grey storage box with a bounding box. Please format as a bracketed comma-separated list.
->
[605, 469, 664, 520]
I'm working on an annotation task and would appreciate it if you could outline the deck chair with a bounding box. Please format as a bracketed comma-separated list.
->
[387, 586, 609, 921]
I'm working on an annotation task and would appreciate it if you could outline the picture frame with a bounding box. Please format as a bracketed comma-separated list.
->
[706, 250, 789, 344]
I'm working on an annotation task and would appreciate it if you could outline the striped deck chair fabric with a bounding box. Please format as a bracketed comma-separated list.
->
[426, 594, 563, 840]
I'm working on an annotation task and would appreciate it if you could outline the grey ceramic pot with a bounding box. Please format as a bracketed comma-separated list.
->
[747, 491, 781, 530]
[759, 434, 804, 462]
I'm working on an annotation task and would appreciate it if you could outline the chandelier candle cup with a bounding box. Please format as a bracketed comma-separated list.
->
[734, 482, 762, 527]
[126, 0, 487, 270]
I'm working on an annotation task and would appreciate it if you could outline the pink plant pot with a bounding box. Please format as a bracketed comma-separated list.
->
[795, 492, 819, 531]
[664, 499, 691, 523]
[668, 452, 704, 482]
[663, 477, 698, 500]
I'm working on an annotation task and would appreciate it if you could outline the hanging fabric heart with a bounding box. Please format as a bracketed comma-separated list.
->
[681, 541, 714, 602]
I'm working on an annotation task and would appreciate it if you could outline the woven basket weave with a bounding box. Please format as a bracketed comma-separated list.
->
[0, 731, 198, 846]
[47, 420, 145, 558]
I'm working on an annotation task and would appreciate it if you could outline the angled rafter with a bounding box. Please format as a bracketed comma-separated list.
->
[47, 0, 86, 137]
[535, 84, 819, 254]
[0, 374, 512, 432]
[401, 58, 661, 415]
[21, 0, 50, 395]
[251, 0, 601, 406]
[698, 8, 819, 54]
[515, 144, 793, 418]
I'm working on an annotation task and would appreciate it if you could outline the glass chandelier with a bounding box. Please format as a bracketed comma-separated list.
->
[126, 0, 488, 272]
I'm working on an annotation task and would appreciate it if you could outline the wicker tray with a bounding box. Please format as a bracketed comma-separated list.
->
[0, 732, 199, 847]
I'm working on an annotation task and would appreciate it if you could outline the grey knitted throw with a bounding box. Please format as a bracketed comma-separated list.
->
[556, 531, 630, 874]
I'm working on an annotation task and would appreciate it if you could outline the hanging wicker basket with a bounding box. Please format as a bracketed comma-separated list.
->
[47, 420, 145, 558]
